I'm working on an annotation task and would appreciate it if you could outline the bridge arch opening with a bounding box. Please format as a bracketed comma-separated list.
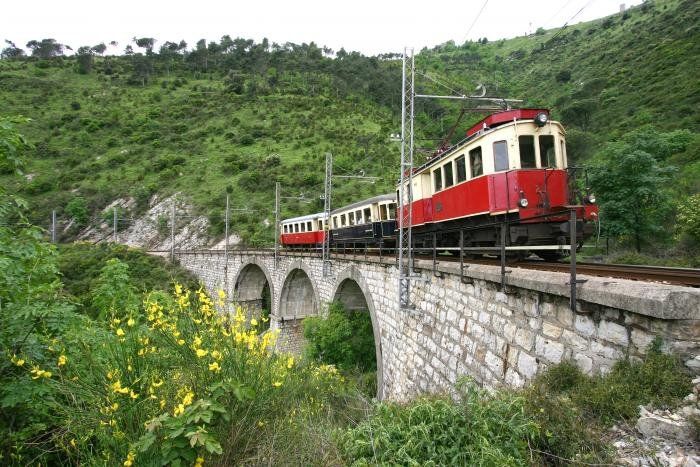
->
[233, 263, 273, 326]
[278, 268, 318, 319]
[331, 273, 383, 400]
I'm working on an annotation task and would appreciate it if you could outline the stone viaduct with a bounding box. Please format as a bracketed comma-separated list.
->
[174, 250, 700, 401]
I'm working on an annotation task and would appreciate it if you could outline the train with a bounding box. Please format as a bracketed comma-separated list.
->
[279, 108, 598, 260]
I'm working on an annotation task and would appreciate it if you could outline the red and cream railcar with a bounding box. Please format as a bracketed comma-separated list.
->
[399, 109, 598, 257]
[280, 213, 326, 247]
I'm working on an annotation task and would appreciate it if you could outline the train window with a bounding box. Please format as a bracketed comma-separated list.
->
[443, 161, 454, 188]
[341, 214, 347, 226]
[349, 212, 355, 225]
[456, 155, 467, 183]
[493, 141, 509, 172]
[560, 139, 567, 166]
[539, 135, 556, 167]
[469, 147, 483, 177]
[388, 203, 396, 219]
[294, 224, 299, 233]
[433, 168, 442, 192]
[519, 135, 537, 168]
[380, 204, 388, 220]
[356, 210, 363, 224]
[283, 225, 287, 233]
[301, 223, 306, 232]
[307, 221, 312, 231]
[364, 207, 372, 223]
[318, 220, 323, 230]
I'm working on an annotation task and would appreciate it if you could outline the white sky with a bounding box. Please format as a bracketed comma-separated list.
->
[2, 0, 641, 56]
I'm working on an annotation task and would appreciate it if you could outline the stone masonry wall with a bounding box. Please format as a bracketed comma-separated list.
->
[172, 250, 700, 401]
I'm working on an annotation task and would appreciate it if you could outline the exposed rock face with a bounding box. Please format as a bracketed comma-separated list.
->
[76, 194, 240, 251]
[614, 377, 700, 466]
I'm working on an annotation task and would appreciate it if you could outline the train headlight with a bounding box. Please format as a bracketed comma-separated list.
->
[519, 197, 529, 208]
[534, 112, 548, 127]
[586, 194, 596, 204]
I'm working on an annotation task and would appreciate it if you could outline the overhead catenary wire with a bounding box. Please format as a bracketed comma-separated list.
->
[462, 0, 490, 44]
[544, 0, 597, 46]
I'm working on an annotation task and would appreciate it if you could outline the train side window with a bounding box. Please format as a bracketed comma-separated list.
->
[539, 135, 556, 167]
[294, 224, 299, 233]
[388, 203, 396, 219]
[443, 161, 454, 188]
[380, 204, 388, 220]
[560, 139, 567, 167]
[469, 147, 483, 177]
[307, 221, 312, 231]
[433, 168, 442, 192]
[519, 135, 537, 168]
[341, 215, 347, 227]
[493, 140, 509, 172]
[364, 207, 372, 223]
[455, 155, 467, 183]
[356, 210, 363, 224]
[349, 212, 355, 226]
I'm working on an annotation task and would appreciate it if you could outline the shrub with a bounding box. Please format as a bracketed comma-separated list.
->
[337, 379, 538, 465]
[65, 196, 89, 227]
[303, 302, 376, 372]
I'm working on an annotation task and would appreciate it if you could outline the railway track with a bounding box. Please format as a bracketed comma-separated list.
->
[514, 260, 700, 287]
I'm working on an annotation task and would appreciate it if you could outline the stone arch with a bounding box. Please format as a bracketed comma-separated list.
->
[233, 260, 274, 317]
[332, 265, 384, 400]
[278, 260, 320, 320]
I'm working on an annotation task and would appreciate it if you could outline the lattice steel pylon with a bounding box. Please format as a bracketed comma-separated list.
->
[322, 152, 333, 277]
[397, 48, 415, 311]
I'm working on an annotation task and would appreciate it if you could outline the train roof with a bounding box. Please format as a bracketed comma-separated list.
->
[331, 193, 395, 215]
[281, 212, 324, 223]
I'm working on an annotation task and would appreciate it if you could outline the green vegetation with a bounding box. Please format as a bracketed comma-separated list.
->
[303, 302, 376, 373]
[57, 242, 199, 318]
[0, 0, 697, 260]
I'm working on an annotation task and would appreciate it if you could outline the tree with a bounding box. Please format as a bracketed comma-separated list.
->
[133, 37, 156, 54]
[91, 43, 107, 55]
[676, 194, 700, 243]
[65, 196, 89, 227]
[1, 40, 25, 59]
[589, 128, 679, 252]
[26, 38, 64, 58]
[75, 46, 94, 74]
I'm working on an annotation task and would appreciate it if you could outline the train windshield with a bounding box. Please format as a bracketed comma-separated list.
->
[493, 141, 509, 172]
[539, 135, 556, 167]
[519, 135, 537, 168]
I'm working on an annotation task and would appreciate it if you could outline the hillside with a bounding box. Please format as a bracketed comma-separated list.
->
[0, 0, 698, 251]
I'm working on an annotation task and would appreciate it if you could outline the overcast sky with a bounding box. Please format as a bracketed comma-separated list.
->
[3, 0, 642, 56]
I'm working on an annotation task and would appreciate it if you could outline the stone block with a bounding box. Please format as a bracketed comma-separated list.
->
[575, 314, 596, 337]
[542, 322, 563, 339]
[515, 328, 535, 350]
[485, 351, 503, 375]
[535, 335, 564, 364]
[561, 329, 588, 351]
[518, 352, 538, 379]
[631, 328, 654, 352]
[505, 368, 524, 388]
[598, 320, 629, 346]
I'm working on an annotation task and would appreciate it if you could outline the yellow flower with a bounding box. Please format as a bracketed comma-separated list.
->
[123, 451, 135, 466]
[11, 355, 25, 367]
[111, 380, 130, 394]
[174, 404, 185, 416]
[194, 456, 204, 467]
[160, 399, 166, 409]
[286, 356, 294, 369]
[272, 381, 283, 388]
[250, 318, 258, 327]
[193, 336, 202, 347]
[177, 339, 185, 346]
[151, 379, 164, 388]
[30, 367, 52, 379]
[211, 350, 222, 360]
[127, 317, 135, 327]
[208, 361, 221, 373]
[70, 438, 76, 448]
[116, 328, 125, 337]
[218, 290, 225, 300]
[195, 348, 208, 358]
[57, 355, 67, 366]
[112, 318, 121, 325]
[129, 390, 139, 400]
[174, 283, 182, 295]
[182, 391, 194, 406]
